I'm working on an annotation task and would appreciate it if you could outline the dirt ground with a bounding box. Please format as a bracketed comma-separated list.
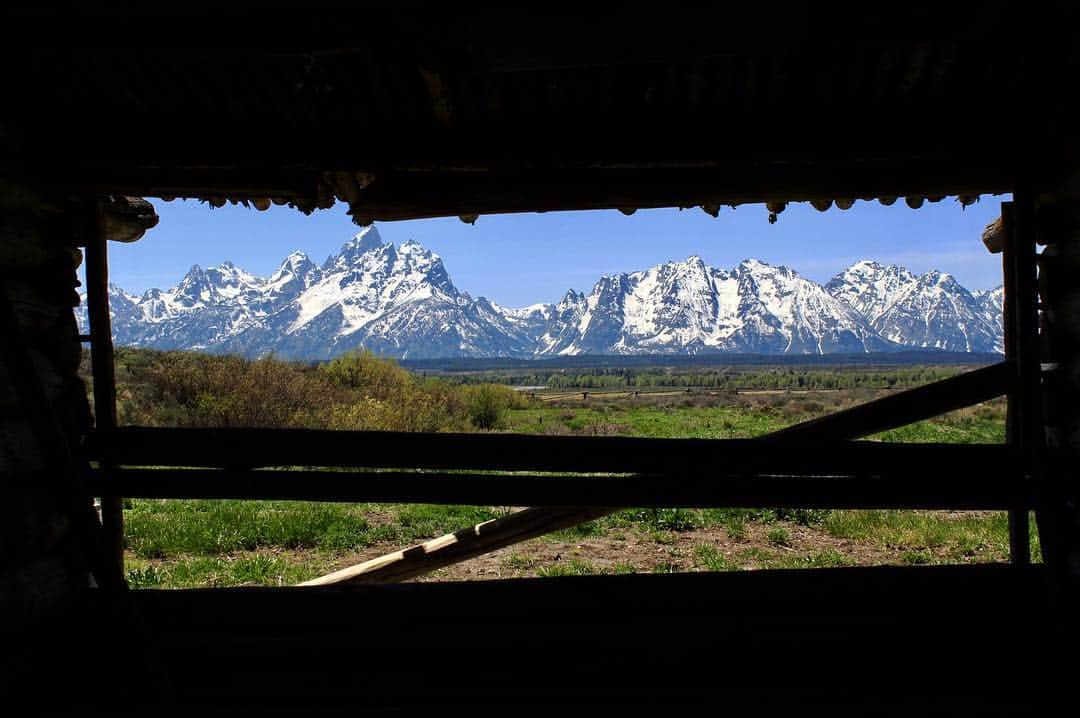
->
[412, 521, 897, 581]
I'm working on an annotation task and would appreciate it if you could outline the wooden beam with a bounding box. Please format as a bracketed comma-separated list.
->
[84, 455, 1038, 509]
[87, 434, 1012, 482]
[1003, 195, 1044, 566]
[84, 201, 124, 579]
[52, 159, 1021, 225]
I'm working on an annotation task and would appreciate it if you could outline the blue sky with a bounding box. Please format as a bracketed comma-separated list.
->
[107, 196, 1007, 306]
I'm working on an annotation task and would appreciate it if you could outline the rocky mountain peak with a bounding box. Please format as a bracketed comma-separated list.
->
[827, 260, 1002, 353]
[80, 228, 1005, 360]
[279, 250, 313, 270]
[920, 269, 962, 289]
[559, 288, 585, 306]
[175, 264, 211, 300]
[329, 226, 386, 268]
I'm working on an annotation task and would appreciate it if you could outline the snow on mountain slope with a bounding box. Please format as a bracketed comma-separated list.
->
[825, 261, 918, 323]
[974, 286, 1004, 335]
[78, 227, 1005, 359]
[79, 227, 535, 359]
[540, 257, 891, 356]
[826, 261, 1004, 353]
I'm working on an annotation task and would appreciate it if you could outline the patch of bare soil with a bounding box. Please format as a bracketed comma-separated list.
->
[411, 521, 904, 582]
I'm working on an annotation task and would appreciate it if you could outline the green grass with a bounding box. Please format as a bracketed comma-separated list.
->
[125, 554, 328, 589]
[694, 544, 736, 571]
[870, 415, 1006, 444]
[125, 500, 502, 560]
[820, 510, 1039, 563]
[505, 399, 1006, 443]
[767, 527, 792, 547]
[537, 559, 597, 577]
[125, 500, 375, 558]
[770, 549, 854, 570]
[505, 405, 785, 439]
[502, 553, 535, 571]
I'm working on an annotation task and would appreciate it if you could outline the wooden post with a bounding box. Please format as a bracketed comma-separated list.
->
[85, 200, 125, 580]
[1032, 193, 1080, 598]
[1002, 194, 1043, 566]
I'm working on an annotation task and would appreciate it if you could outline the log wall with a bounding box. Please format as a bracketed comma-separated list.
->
[0, 180, 92, 627]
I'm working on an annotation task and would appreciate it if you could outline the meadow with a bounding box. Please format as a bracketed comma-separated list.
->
[87, 349, 1033, 589]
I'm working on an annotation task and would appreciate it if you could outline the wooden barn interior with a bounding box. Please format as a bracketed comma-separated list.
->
[2, 2, 1079, 714]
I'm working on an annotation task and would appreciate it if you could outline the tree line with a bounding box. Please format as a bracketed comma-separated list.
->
[443, 366, 964, 391]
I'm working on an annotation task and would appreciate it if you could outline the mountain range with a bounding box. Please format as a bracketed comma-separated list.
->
[78, 226, 1005, 359]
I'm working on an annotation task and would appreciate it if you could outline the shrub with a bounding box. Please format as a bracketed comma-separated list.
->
[464, 384, 517, 429]
[109, 347, 520, 435]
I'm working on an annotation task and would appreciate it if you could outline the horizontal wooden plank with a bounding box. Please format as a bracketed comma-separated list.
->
[85, 465, 1037, 510]
[86, 426, 1022, 474]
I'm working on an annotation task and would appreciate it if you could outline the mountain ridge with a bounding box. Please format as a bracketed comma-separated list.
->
[78, 226, 1005, 359]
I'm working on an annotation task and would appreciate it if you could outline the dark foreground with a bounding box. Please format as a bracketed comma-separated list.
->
[9, 564, 1071, 715]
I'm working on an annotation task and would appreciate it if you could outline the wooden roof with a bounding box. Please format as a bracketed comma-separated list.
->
[2, 2, 1079, 222]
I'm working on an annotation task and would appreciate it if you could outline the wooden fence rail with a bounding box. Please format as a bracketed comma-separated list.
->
[86, 461, 1040, 509]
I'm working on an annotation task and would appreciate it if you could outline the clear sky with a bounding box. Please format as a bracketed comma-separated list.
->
[106, 196, 1008, 306]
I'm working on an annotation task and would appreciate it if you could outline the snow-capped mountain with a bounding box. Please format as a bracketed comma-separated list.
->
[78, 228, 1004, 359]
[79, 227, 532, 359]
[531, 257, 892, 355]
[825, 260, 1004, 353]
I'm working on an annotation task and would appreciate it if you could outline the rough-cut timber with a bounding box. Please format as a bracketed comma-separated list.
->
[87, 427, 1023, 476]
[100, 196, 158, 243]
[84, 462, 1040, 509]
[984, 215, 1006, 254]
[84, 203, 124, 579]
[1, 4, 1076, 222]
[0, 182, 94, 622]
